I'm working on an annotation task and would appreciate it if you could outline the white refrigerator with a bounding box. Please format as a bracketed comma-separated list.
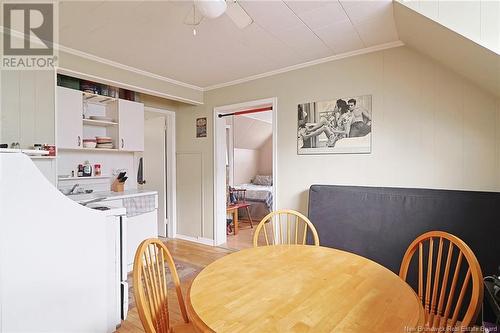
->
[0, 152, 125, 332]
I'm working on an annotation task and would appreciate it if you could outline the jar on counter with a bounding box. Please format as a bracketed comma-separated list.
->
[83, 160, 92, 177]
[94, 164, 101, 177]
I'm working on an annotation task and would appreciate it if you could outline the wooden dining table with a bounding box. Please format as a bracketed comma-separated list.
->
[186, 245, 425, 333]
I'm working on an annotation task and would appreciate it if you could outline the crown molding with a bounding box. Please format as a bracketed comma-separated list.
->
[57, 44, 205, 92]
[203, 40, 405, 91]
[56, 66, 204, 105]
[53, 40, 404, 98]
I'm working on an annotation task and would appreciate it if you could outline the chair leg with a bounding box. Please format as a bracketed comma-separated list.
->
[233, 210, 238, 235]
[246, 206, 253, 228]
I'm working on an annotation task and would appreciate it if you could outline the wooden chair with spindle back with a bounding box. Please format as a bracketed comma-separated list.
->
[229, 188, 247, 203]
[133, 238, 195, 333]
[252, 209, 319, 247]
[399, 231, 483, 331]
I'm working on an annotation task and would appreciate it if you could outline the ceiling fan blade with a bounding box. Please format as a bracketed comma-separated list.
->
[226, 1, 253, 29]
[184, 5, 204, 26]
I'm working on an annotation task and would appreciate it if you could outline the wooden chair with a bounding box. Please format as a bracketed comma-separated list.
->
[229, 187, 247, 203]
[133, 238, 195, 333]
[399, 231, 483, 331]
[252, 209, 319, 247]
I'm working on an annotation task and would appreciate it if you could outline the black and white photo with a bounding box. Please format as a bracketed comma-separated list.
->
[297, 95, 372, 154]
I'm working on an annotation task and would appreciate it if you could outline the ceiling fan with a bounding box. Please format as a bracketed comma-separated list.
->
[184, 0, 253, 35]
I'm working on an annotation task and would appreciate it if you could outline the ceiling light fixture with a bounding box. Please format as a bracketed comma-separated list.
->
[183, 0, 253, 33]
[194, 0, 227, 19]
[184, 3, 203, 37]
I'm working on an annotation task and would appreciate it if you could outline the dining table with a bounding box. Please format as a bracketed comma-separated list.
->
[186, 245, 425, 333]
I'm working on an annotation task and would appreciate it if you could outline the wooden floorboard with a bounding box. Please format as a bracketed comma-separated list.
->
[116, 238, 234, 333]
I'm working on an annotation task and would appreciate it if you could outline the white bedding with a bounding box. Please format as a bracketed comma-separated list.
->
[234, 183, 273, 209]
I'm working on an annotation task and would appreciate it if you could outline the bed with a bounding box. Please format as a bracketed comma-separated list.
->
[233, 182, 273, 221]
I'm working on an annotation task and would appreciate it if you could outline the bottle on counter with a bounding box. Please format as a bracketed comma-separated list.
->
[77, 164, 83, 177]
[94, 164, 101, 177]
[83, 160, 92, 177]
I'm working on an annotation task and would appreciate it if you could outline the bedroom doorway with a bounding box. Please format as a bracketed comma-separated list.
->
[213, 98, 277, 248]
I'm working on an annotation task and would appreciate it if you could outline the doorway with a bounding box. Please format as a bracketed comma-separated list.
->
[213, 98, 278, 247]
[141, 107, 176, 238]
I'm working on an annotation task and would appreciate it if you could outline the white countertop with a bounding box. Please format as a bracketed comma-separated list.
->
[68, 189, 158, 203]
[85, 205, 127, 217]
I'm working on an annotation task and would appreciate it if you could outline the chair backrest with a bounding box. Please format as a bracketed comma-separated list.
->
[229, 188, 246, 203]
[253, 209, 320, 247]
[399, 231, 483, 330]
[133, 238, 189, 333]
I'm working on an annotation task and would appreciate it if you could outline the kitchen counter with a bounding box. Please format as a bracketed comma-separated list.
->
[86, 205, 127, 217]
[68, 189, 158, 203]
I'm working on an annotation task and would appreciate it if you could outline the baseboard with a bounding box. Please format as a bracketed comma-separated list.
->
[174, 234, 215, 246]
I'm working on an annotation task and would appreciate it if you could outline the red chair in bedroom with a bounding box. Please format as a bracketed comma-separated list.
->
[227, 188, 253, 235]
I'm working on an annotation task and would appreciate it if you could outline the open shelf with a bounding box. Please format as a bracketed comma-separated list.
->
[58, 175, 111, 181]
[59, 147, 128, 153]
[30, 155, 56, 159]
[83, 91, 117, 105]
[83, 119, 118, 127]
[0, 148, 50, 156]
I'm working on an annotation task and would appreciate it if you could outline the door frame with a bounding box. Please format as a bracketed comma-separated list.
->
[144, 106, 177, 239]
[213, 97, 278, 246]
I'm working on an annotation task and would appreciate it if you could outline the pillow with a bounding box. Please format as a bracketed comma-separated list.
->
[253, 175, 272, 186]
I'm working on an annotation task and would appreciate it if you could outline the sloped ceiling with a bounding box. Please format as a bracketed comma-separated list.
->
[233, 116, 272, 150]
[394, 2, 500, 98]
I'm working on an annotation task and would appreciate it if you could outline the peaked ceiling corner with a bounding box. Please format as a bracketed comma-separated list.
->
[233, 115, 272, 150]
[58, 0, 400, 88]
[393, 1, 500, 98]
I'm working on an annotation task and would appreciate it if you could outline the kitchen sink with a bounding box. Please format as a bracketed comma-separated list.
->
[67, 193, 97, 201]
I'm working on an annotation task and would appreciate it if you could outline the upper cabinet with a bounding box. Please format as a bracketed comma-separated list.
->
[118, 99, 144, 152]
[56, 86, 144, 152]
[57, 86, 83, 149]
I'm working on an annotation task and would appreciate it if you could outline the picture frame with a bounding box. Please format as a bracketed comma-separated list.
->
[297, 95, 372, 154]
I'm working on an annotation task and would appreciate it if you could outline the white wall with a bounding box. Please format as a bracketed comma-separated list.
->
[57, 151, 137, 193]
[1, 70, 55, 148]
[234, 148, 259, 184]
[175, 45, 500, 240]
[258, 136, 273, 175]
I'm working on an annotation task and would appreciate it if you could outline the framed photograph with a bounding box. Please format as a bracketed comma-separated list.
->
[297, 95, 372, 154]
[196, 117, 207, 138]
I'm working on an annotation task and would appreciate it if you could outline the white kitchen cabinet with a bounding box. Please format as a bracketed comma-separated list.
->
[126, 210, 157, 271]
[57, 87, 83, 149]
[118, 99, 144, 152]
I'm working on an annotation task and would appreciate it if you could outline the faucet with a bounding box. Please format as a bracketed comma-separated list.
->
[68, 184, 80, 195]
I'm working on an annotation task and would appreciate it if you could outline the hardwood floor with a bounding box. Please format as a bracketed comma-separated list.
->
[223, 219, 255, 250]
[117, 238, 234, 333]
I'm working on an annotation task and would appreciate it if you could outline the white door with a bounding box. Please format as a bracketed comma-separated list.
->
[57, 86, 83, 149]
[143, 117, 167, 237]
[118, 99, 144, 151]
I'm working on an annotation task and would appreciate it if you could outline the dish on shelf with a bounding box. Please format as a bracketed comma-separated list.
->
[96, 137, 113, 144]
[96, 143, 114, 149]
[83, 138, 97, 148]
[88, 116, 114, 122]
